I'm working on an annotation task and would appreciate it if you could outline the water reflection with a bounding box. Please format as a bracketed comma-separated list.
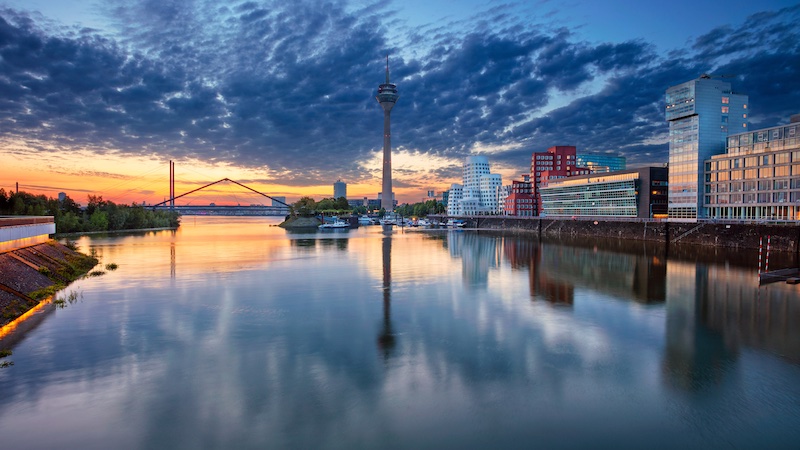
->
[0, 219, 798, 449]
[663, 259, 800, 393]
[377, 233, 396, 359]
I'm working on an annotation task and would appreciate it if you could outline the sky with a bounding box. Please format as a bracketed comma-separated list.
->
[1, 0, 799, 206]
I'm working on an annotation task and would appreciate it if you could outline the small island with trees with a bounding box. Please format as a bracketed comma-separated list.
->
[279, 195, 444, 229]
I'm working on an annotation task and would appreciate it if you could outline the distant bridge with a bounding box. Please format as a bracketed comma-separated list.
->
[152, 176, 290, 216]
[151, 204, 288, 216]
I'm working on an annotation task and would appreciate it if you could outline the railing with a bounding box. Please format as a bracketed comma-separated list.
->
[0, 216, 55, 227]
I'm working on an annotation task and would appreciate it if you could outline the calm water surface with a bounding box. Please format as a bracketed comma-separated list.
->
[1, 217, 799, 449]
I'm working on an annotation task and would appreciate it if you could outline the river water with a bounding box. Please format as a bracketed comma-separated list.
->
[1, 217, 799, 449]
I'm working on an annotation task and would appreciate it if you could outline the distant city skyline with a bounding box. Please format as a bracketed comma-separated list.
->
[0, 0, 798, 205]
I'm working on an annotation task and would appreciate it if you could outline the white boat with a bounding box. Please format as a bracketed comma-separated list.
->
[358, 215, 377, 225]
[445, 219, 465, 227]
[416, 218, 431, 227]
[379, 213, 398, 226]
[319, 219, 349, 229]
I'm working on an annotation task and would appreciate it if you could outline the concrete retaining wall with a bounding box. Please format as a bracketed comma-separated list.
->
[0, 221, 56, 253]
[470, 217, 800, 252]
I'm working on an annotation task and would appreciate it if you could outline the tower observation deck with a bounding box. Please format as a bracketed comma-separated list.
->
[376, 56, 399, 212]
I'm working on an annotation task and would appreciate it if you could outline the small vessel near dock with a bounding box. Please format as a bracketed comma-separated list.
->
[319, 219, 349, 229]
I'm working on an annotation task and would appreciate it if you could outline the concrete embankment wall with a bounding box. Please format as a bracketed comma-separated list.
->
[471, 217, 800, 253]
[0, 241, 98, 329]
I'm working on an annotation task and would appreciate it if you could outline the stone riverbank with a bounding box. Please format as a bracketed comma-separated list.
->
[0, 241, 98, 328]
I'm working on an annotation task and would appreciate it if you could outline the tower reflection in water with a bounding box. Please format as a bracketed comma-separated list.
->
[377, 230, 396, 360]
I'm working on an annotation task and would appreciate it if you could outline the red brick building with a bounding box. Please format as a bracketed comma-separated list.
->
[531, 146, 590, 215]
[503, 177, 534, 216]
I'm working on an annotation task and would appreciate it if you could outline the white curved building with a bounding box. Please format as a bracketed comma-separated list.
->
[448, 156, 503, 215]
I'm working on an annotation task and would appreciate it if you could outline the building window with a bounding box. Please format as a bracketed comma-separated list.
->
[721, 106, 729, 113]
[722, 97, 729, 104]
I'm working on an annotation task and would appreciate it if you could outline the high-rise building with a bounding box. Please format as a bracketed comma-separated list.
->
[576, 154, 626, 173]
[333, 179, 346, 199]
[665, 75, 748, 220]
[376, 57, 399, 212]
[531, 145, 590, 215]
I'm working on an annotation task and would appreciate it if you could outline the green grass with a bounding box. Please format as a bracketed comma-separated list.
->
[0, 349, 11, 358]
[88, 270, 105, 277]
[105, 263, 118, 271]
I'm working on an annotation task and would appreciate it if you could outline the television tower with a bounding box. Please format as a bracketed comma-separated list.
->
[376, 56, 399, 212]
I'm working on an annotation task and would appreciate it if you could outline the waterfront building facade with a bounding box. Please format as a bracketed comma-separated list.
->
[447, 156, 503, 215]
[704, 116, 800, 221]
[503, 177, 535, 216]
[539, 167, 668, 219]
[531, 146, 590, 215]
[447, 184, 463, 216]
[666, 76, 748, 220]
[333, 179, 346, 199]
[576, 153, 626, 173]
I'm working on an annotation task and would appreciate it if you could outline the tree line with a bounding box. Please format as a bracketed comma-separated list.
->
[0, 189, 180, 233]
[290, 196, 444, 217]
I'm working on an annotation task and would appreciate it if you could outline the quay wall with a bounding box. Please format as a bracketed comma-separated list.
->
[470, 217, 800, 253]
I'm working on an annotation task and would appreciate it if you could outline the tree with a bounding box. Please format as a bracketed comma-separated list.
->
[293, 197, 317, 216]
[334, 196, 350, 211]
[88, 210, 109, 231]
[316, 198, 335, 212]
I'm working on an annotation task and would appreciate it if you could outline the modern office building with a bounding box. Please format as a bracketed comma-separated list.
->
[479, 172, 503, 214]
[348, 197, 384, 210]
[576, 153, 626, 173]
[704, 115, 800, 221]
[503, 176, 535, 216]
[447, 156, 503, 215]
[539, 167, 668, 218]
[270, 196, 289, 214]
[531, 146, 591, 215]
[447, 184, 463, 216]
[333, 179, 346, 199]
[376, 57, 399, 212]
[666, 75, 748, 220]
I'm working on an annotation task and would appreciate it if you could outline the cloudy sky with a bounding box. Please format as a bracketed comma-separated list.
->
[1, 0, 799, 205]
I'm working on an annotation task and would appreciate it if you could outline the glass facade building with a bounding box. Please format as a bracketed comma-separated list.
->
[539, 167, 668, 218]
[576, 154, 626, 173]
[666, 76, 748, 220]
[704, 117, 800, 221]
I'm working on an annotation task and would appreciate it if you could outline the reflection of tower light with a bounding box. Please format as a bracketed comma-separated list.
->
[376, 56, 399, 212]
[377, 234, 396, 358]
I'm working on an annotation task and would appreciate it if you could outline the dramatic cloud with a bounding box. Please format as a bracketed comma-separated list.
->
[1, 1, 799, 188]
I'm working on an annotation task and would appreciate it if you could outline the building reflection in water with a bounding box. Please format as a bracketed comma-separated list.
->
[663, 260, 800, 391]
[502, 237, 667, 306]
[446, 232, 501, 288]
[377, 231, 396, 360]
